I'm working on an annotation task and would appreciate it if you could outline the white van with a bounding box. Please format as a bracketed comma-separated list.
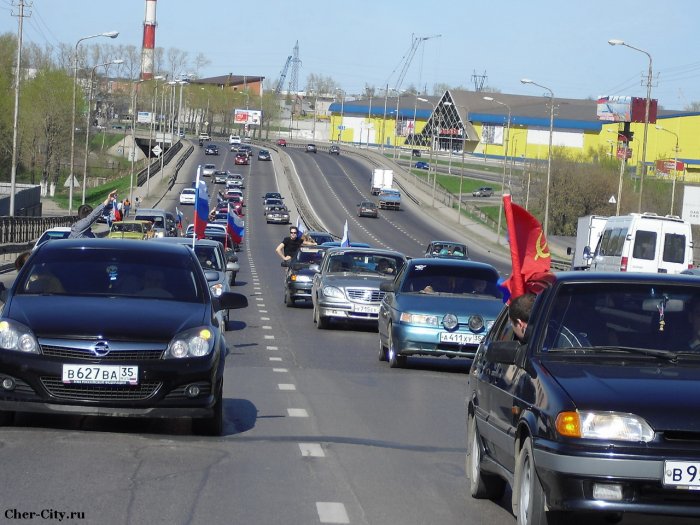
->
[229, 134, 242, 146]
[198, 132, 210, 141]
[591, 213, 693, 274]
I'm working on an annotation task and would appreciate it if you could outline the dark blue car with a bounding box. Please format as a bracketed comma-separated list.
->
[414, 161, 429, 170]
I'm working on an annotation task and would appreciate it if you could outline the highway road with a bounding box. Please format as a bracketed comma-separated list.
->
[0, 142, 693, 525]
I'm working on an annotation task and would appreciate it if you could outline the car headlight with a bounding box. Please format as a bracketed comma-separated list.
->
[291, 274, 312, 283]
[321, 286, 344, 299]
[165, 326, 215, 358]
[400, 313, 438, 326]
[0, 319, 39, 354]
[442, 313, 459, 330]
[467, 315, 485, 332]
[556, 410, 654, 442]
[210, 283, 224, 297]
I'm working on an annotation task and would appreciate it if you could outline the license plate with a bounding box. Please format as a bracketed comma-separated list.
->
[440, 332, 483, 345]
[664, 461, 700, 489]
[62, 364, 138, 385]
[354, 304, 379, 314]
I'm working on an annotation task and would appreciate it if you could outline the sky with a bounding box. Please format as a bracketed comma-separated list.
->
[2, 0, 700, 110]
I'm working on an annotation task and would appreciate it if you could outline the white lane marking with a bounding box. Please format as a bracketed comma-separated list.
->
[255, 297, 263, 301]
[264, 335, 275, 340]
[261, 316, 270, 320]
[262, 325, 272, 330]
[269, 357, 283, 362]
[266, 346, 278, 350]
[316, 502, 349, 524]
[299, 443, 325, 457]
[272, 368, 288, 373]
[258, 304, 266, 308]
[287, 408, 308, 417]
[259, 309, 268, 313]
[278, 383, 296, 391]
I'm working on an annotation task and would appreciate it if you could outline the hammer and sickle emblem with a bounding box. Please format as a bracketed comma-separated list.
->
[534, 231, 551, 261]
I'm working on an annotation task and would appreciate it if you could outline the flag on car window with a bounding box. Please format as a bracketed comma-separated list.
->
[227, 204, 245, 244]
[340, 220, 350, 247]
[296, 216, 306, 236]
[500, 194, 551, 301]
[194, 167, 209, 240]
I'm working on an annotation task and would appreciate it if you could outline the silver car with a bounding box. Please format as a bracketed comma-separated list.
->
[311, 247, 406, 329]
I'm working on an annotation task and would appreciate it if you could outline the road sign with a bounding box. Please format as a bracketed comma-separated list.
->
[152, 145, 162, 157]
[609, 195, 616, 204]
[64, 175, 80, 188]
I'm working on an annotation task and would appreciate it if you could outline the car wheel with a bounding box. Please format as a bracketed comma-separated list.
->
[467, 414, 506, 499]
[378, 335, 388, 362]
[314, 301, 328, 329]
[192, 381, 223, 436]
[387, 327, 406, 368]
[513, 437, 564, 525]
[284, 290, 294, 307]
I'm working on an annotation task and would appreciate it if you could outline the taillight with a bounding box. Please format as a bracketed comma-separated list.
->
[620, 256, 628, 272]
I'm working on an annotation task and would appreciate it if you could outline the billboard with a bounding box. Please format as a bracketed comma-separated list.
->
[597, 96, 658, 123]
[233, 109, 262, 125]
[682, 185, 700, 225]
[137, 111, 154, 124]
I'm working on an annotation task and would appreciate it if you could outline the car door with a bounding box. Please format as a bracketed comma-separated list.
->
[378, 264, 405, 347]
[470, 306, 521, 474]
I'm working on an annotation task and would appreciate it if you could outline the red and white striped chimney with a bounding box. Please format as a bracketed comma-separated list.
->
[140, 0, 157, 80]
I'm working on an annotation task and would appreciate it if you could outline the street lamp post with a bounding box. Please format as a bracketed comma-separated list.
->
[656, 125, 680, 214]
[338, 89, 345, 143]
[608, 39, 653, 213]
[521, 78, 554, 237]
[484, 96, 511, 245]
[141, 75, 165, 203]
[608, 129, 629, 216]
[393, 92, 402, 160]
[129, 79, 144, 207]
[82, 59, 123, 204]
[69, 31, 119, 214]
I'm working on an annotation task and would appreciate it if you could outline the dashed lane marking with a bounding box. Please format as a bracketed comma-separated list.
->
[287, 408, 308, 417]
[316, 502, 349, 524]
[299, 443, 325, 457]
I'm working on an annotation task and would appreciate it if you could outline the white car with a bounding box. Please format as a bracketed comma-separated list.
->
[179, 187, 196, 205]
[33, 227, 72, 251]
[229, 134, 242, 146]
[201, 164, 216, 177]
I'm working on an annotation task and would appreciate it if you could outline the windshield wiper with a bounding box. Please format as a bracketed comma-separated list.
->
[549, 345, 679, 361]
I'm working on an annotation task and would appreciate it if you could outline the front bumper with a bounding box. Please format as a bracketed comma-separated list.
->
[267, 215, 290, 224]
[391, 323, 482, 358]
[317, 300, 379, 322]
[0, 344, 223, 419]
[287, 281, 313, 301]
[533, 441, 700, 517]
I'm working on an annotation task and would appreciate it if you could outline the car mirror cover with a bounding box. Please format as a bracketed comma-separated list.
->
[485, 340, 520, 364]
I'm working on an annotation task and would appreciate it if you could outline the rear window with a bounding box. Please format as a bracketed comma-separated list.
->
[632, 230, 657, 260]
[663, 233, 687, 264]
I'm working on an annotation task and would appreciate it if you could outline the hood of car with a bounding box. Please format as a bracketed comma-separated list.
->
[542, 359, 700, 431]
[6, 296, 209, 340]
[322, 273, 391, 287]
[395, 293, 503, 317]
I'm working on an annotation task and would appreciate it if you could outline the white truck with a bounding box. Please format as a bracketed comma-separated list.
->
[370, 169, 393, 196]
[568, 215, 608, 270]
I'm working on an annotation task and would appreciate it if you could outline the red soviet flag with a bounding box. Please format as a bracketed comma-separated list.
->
[501, 195, 551, 301]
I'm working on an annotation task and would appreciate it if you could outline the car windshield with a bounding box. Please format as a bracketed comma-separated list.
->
[327, 252, 404, 274]
[193, 245, 223, 272]
[17, 250, 203, 301]
[540, 283, 700, 355]
[136, 215, 164, 228]
[111, 223, 144, 233]
[401, 264, 500, 297]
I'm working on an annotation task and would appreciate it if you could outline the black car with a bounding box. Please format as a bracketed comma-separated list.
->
[205, 144, 219, 156]
[466, 271, 700, 522]
[306, 144, 317, 153]
[329, 145, 340, 155]
[357, 201, 378, 218]
[305, 231, 334, 245]
[257, 149, 271, 161]
[262, 192, 283, 201]
[284, 245, 327, 306]
[0, 239, 247, 435]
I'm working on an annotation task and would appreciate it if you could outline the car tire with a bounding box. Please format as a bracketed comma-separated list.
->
[387, 327, 406, 368]
[378, 336, 388, 362]
[192, 381, 223, 436]
[467, 414, 506, 499]
[284, 290, 294, 307]
[513, 437, 564, 525]
[314, 301, 328, 329]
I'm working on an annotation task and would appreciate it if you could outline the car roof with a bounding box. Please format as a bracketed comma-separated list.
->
[151, 237, 221, 248]
[35, 237, 193, 257]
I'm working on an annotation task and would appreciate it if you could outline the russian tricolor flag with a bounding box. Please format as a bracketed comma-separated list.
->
[194, 167, 209, 240]
[227, 204, 245, 244]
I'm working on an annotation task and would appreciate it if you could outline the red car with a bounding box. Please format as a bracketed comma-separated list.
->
[234, 153, 249, 165]
[276, 138, 287, 147]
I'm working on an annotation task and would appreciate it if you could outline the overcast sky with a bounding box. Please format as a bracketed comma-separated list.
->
[2, 0, 699, 109]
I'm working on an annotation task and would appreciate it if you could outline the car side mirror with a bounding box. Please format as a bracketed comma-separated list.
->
[309, 264, 320, 273]
[485, 340, 521, 365]
[379, 281, 395, 293]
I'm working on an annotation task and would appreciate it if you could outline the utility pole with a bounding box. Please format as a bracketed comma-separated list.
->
[10, 0, 30, 216]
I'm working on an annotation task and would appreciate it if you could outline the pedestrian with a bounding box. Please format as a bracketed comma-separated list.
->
[69, 190, 118, 238]
[123, 198, 131, 218]
[275, 226, 303, 263]
[134, 196, 141, 211]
